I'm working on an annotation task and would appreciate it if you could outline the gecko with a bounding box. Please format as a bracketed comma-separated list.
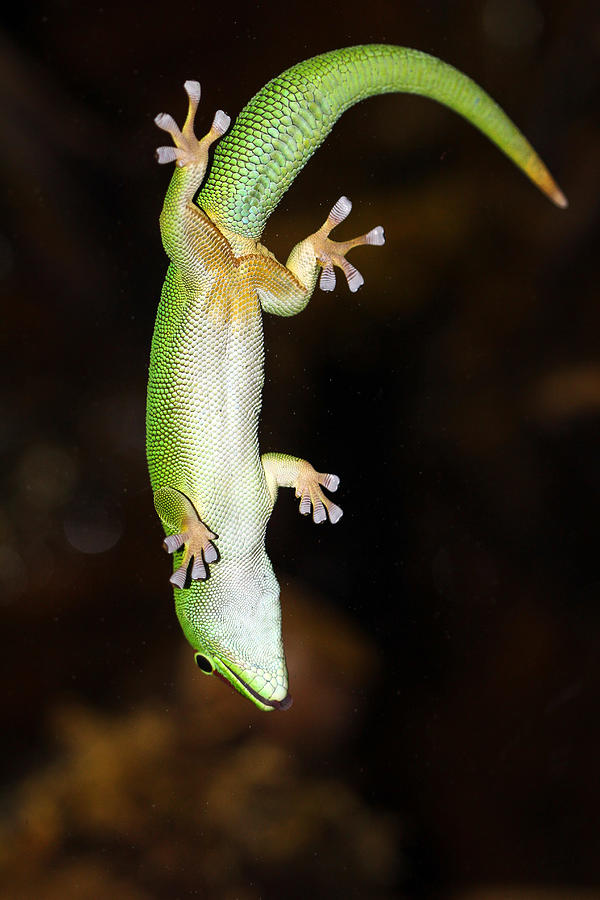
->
[146, 45, 566, 711]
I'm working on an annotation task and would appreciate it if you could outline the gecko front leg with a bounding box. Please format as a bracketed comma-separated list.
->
[262, 453, 343, 524]
[154, 487, 219, 587]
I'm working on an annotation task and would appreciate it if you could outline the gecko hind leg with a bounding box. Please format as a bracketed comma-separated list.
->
[153, 486, 218, 588]
[311, 196, 385, 293]
[154, 80, 231, 169]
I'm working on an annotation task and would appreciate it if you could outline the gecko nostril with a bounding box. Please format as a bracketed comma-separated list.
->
[194, 652, 214, 674]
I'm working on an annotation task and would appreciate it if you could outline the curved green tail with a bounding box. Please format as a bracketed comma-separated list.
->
[197, 44, 566, 239]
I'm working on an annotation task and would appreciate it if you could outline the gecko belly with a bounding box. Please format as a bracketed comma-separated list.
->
[146, 267, 272, 558]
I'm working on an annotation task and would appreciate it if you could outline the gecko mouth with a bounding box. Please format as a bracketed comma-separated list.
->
[219, 660, 293, 711]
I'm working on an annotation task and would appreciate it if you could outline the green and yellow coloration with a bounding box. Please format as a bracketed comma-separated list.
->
[146, 45, 566, 711]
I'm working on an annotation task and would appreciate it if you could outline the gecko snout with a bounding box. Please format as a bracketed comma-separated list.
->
[192, 649, 292, 710]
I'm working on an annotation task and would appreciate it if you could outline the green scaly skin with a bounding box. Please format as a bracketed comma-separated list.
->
[147, 45, 566, 712]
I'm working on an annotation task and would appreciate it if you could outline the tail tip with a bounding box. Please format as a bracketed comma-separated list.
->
[551, 186, 569, 209]
[527, 156, 568, 209]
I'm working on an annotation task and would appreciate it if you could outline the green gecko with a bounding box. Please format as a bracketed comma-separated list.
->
[146, 45, 566, 711]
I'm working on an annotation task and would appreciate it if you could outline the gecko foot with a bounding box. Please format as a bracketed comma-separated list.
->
[311, 196, 385, 293]
[165, 518, 219, 588]
[154, 486, 219, 588]
[154, 80, 230, 168]
[295, 462, 343, 524]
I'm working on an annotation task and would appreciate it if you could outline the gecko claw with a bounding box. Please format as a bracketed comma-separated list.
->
[327, 503, 344, 524]
[203, 543, 219, 564]
[314, 196, 384, 293]
[155, 146, 181, 165]
[212, 109, 231, 136]
[296, 466, 343, 524]
[312, 500, 327, 524]
[328, 195, 352, 225]
[365, 225, 385, 246]
[297, 491, 343, 524]
[299, 495, 312, 516]
[155, 112, 181, 136]
[320, 473, 339, 492]
[154, 82, 229, 169]
[170, 563, 190, 589]
[341, 260, 364, 292]
[169, 552, 210, 588]
[183, 79, 201, 103]
[319, 264, 336, 291]
[191, 556, 207, 580]
[163, 533, 186, 553]
[159, 514, 218, 586]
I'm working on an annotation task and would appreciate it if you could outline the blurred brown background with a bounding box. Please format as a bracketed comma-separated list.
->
[1, 1, 599, 898]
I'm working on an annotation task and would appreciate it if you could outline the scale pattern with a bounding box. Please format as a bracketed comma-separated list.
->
[198, 44, 565, 240]
[147, 46, 566, 711]
[147, 210, 290, 708]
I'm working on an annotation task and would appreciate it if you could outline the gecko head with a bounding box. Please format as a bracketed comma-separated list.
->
[193, 650, 293, 712]
[175, 558, 293, 712]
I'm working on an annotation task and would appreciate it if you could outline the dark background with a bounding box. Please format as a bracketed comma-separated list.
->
[2, 1, 599, 898]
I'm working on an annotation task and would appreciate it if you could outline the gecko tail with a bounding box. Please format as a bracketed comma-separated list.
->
[545, 182, 568, 209]
[198, 44, 566, 238]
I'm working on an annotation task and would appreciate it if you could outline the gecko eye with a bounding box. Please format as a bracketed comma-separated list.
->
[194, 652, 214, 674]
